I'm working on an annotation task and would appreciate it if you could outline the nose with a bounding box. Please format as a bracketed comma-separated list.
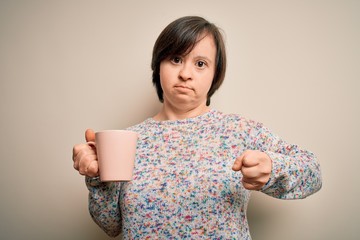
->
[178, 62, 192, 81]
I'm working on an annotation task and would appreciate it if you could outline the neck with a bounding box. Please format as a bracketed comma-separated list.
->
[154, 102, 210, 121]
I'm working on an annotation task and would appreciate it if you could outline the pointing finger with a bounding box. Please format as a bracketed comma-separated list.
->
[232, 154, 244, 171]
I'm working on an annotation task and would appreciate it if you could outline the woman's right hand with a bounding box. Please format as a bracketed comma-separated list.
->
[72, 129, 99, 177]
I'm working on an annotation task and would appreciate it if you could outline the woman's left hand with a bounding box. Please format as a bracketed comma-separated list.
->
[232, 150, 272, 190]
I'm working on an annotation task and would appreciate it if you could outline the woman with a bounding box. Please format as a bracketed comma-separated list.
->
[72, 16, 322, 239]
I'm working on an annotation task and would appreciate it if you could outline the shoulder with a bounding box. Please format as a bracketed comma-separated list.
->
[125, 118, 154, 134]
[214, 110, 263, 131]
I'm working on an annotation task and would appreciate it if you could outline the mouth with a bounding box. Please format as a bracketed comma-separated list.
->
[174, 85, 193, 91]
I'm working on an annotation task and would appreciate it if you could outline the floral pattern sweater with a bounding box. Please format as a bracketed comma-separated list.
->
[85, 109, 322, 239]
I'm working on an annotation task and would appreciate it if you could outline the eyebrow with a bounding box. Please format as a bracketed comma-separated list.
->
[194, 55, 213, 64]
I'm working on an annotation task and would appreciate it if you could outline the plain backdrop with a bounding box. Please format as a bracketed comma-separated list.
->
[1, 0, 359, 239]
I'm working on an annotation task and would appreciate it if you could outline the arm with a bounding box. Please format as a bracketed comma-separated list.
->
[253, 123, 322, 199]
[72, 129, 122, 237]
[86, 177, 122, 237]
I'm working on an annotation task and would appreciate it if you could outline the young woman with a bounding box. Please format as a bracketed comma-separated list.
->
[72, 16, 322, 239]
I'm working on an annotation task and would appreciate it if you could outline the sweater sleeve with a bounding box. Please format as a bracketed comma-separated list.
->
[85, 177, 122, 237]
[250, 123, 322, 199]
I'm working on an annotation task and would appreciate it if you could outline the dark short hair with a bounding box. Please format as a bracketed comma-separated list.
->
[151, 16, 226, 106]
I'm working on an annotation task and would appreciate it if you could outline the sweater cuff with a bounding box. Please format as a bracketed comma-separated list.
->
[260, 151, 286, 191]
[85, 176, 103, 187]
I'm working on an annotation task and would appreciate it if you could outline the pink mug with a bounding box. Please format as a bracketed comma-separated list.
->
[93, 130, 138, 182]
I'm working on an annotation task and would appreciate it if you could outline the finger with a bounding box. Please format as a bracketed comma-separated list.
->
[232, 154, 244, 171]
[73, 143, 92, 170]
[78, 152, 97, 175]
[242, 175, 269, 190]
[242, 181, 259, 190]
[72, 144, 84, 170]
[86, 141, 97, 154]
[85, 129, 95, 142]
[241, 151, 259, 168]
[86, 160, 99, 177]
[73, 160, 79, 171]
[73, 143, 90, 159]
[242, 178, 261, 191]
[233, 150, 254, 171]
[241, 166, 260, 179]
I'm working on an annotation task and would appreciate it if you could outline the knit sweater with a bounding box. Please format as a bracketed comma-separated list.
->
[86, 109, 322, 239]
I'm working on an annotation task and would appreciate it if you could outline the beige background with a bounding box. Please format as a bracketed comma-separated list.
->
[1, 0, 359, 239]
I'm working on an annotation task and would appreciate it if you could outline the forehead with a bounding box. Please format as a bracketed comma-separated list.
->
[194, 34, 215, 50]
[188, 34, 216, 59]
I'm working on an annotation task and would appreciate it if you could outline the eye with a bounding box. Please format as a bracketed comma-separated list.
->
[170, 56, 182, 64]
[196, 60, 206, 68]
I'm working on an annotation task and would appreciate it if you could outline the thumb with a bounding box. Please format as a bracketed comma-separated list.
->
[85, 129, 95, 142]
[232, 154, 244, 171]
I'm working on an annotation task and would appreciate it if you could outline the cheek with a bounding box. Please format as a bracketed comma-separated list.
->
[159, 71, 167, 90]
[159, 64, 172, 87]
[159, 67, 166, 90]
[202, 72, 214, 92]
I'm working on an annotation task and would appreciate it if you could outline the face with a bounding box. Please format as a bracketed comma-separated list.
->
[159, 34, 216, 109]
